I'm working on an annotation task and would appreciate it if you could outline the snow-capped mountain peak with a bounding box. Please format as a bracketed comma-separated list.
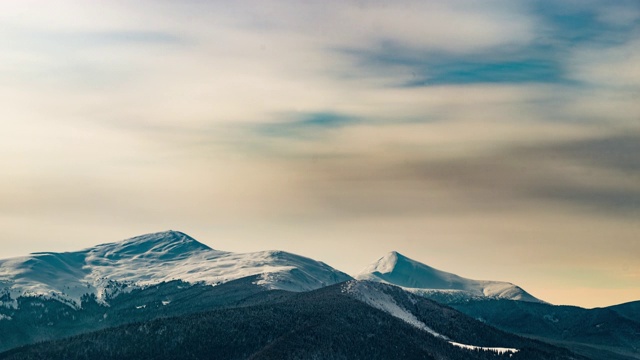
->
[366, 251, 401, 273]
[356, 251, 543, 303]
[88, 230, 212, 261]
[359, 251, 469, 290]
[0, 231, 352, 308]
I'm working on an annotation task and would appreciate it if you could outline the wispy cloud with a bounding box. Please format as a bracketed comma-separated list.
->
[342, 43, 567, 86]
[254, 112, 359, 138]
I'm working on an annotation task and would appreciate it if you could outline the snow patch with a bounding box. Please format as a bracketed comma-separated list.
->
[343, 281, 519, 355]
[450, 341, 518, 354]
[343, 281, 443, 338]
[0, 301, 16, 309]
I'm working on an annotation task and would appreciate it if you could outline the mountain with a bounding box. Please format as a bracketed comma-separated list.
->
[356, 251, 542, 303]
[0, 230, 352, 308]
[0, 281, 586, 360]
[0, 233, 632, 359]
[0, 276, 294, 353]
[0, 230, 351, 352]
[355, 252, 640, 359]
[609, 300, 640, 323]
[451, 299, 640, 360]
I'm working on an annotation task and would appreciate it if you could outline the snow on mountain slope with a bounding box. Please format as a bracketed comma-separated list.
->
[342, 280, 440, 336]
[342, 281, 518, 354]
[356, 251, 542, 303]
[0, 231, 352, 307]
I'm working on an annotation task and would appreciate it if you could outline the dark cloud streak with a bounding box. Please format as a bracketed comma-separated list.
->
[279, 132, 640, 217]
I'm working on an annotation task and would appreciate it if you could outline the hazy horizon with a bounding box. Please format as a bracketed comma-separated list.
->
[1, 0, 638, 309]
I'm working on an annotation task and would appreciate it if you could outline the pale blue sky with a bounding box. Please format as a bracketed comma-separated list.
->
[1, 0, 638, 307]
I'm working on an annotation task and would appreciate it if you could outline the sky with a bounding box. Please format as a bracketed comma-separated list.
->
[0, 0, 638, 308]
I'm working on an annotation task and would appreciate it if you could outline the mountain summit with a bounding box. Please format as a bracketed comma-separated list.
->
[356, 251, 542, 303]
[0, 231, 352, 307]
[89, 230, 212, 260]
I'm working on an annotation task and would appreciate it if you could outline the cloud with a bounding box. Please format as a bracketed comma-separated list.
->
[538, 134, 640, 172]
[405, 60, 563, 86]
[568, 38, 640, 90]
[242, 121, 640, 217]
[254, 112, 359, 138]
[215, 0, 537, 53]
[530, 0, 639, 43]
[333, 0, 640, 89]
[342, 43, 566, 86]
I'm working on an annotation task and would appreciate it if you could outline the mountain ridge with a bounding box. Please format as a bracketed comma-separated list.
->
[1, 231, 637, 359]
[356, 251, 543, 303]
[0, 281, 586, 360]
[0, 230, 352, 307]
